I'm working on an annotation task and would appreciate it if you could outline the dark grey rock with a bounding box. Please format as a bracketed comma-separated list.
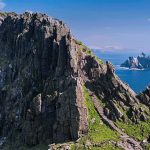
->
[0, 12, 150, 149]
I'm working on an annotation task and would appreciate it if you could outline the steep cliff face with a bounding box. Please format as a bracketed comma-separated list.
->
[0, 12, 88, 146]
[0, 12, 150, 149]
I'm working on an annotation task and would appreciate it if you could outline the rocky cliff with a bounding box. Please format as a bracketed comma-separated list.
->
[0, 12, 150, 150]
[137, 86, 150, 107]
[121, 53, 150, 69]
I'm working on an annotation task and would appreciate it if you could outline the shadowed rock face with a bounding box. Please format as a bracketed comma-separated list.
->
[137, 86, 150, 107]
[0, 12, 150, 148]
[0, 12, 88, 146]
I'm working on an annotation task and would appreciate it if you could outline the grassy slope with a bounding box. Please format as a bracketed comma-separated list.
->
[116, 121, 150, 141]
[83, 86, 119, 143]
[71, 86, 122, 150]
[114, 101, 150, 142]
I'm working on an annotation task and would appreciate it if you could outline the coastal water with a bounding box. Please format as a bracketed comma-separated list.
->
[94, 51, 150, 93]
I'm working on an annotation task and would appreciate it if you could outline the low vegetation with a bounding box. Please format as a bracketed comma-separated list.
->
[116, 121, 150, 141]
[75, 39, 103, 64]
[83, 86, 119, 142]
[71, 86, 121, 150]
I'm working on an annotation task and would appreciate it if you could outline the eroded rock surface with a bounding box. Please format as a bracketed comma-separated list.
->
[137, 86, 150, 107]
[0, 12, 150, 149]
[0, 12, 87, 147]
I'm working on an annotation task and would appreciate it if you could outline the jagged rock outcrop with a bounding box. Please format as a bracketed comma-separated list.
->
[121, 53, 150, 69]
[0, 12, 150, 149]
[137, 86, 150, 107]
[0, 12, 88, 147]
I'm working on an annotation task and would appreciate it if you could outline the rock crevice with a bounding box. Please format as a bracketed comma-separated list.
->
[0, 12, 150, 149]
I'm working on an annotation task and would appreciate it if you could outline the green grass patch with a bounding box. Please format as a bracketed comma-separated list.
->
[54, 86, 124, 150]
[83, 86, 119, 143]
[116, 121, 150, 141]
[91, 144, 123, 150]
[71, 86, 121, 149]
[94, 55, 103, 65]
[71, 143, 122, 150]
[75, 39, 103, 65]
[75, 39, 83, 45]
[145, 144, 150, 150]
[139, 104, 150, 115]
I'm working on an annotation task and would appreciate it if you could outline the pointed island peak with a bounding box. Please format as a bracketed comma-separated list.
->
[121, 52, 150, 69]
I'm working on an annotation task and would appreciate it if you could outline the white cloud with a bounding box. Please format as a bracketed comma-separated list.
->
[0, 0, 6, 10]
[91, 45, 141, 54]
[147, 18, 150, 22]
[90, 45, 124, 52]
[102, 45, 123, 50]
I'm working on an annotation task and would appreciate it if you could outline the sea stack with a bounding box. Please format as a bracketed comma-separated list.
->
[121, 52, 150, 69]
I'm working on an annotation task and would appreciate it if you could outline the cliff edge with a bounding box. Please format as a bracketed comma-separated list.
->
[0, 12, 150, 149]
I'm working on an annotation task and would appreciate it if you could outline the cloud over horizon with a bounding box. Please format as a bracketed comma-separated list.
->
[0, 0, 6, 10]
[89, 45, 124, 51]
[90, 45, 145, 54]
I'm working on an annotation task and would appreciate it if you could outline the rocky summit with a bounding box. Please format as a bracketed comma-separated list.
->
[121, 53, 150, 69]
[0, 12, 150, 150]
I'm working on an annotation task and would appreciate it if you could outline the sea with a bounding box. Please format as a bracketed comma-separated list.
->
[94, 51, 150, 94]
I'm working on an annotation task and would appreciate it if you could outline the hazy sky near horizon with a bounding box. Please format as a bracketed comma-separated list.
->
[1, 0, 150, 53]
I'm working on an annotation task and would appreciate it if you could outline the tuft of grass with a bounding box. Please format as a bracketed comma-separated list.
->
[75, 39, 83, 45]
[145, 144, 150, 150]
[91, 144, 123, 150]
[96, 57, 103, 64]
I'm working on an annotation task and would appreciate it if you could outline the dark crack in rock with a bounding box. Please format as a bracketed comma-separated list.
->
[0, 12, 150, 149]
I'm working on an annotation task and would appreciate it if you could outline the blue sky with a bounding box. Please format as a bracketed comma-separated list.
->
[1, 0, 150, 53]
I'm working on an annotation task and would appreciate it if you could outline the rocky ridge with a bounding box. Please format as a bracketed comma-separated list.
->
[0, 12, 150, 149]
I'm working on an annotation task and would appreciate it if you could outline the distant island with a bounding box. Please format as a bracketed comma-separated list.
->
[121, 52, 150, 69]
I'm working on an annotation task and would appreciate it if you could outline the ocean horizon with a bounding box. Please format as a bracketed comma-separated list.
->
[94, 51, 150, 93]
